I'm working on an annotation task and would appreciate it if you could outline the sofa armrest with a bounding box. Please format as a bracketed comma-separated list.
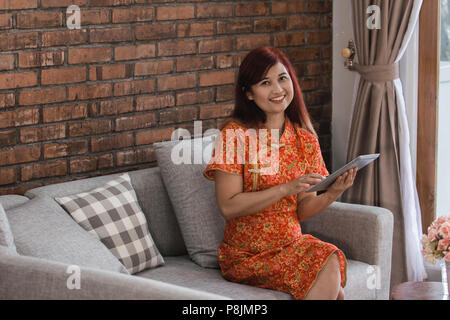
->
[301, 201, 393, 300]
[0, 247, 229, 300]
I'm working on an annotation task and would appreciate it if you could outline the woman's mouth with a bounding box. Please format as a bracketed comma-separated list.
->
[269, 95, 286, 103]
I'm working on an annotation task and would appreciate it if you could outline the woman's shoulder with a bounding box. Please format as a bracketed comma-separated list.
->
[220, 118, 249, 132]
[291, 122, 318, 144]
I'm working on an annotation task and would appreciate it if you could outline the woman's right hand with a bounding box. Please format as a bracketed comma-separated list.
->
[282, 173, 325, 197]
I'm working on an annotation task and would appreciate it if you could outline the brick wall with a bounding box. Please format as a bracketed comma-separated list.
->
[0, 0, 332, 195]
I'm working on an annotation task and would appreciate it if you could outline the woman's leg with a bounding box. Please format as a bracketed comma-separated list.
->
[303, 252, 341, 300]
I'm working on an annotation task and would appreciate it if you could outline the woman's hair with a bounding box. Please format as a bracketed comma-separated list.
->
[223, 47, 316, 135]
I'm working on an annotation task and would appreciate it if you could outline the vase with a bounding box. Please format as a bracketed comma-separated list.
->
[442, 259, 450, 296]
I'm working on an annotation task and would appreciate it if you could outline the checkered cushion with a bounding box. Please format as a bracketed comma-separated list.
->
[55, 173, 164, 274]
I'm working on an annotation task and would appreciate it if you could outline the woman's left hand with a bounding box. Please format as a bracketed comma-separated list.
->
[327, 167, 358, 197]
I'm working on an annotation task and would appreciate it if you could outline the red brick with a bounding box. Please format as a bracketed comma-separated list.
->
[114, 44, 156, 61]
[69, 119, 112, 137]
[136, 127, 175, 145]
[177, 22, 214, 37]
[307, 30, 332, 44]
[159, 107, 197, 125]
[0, 72, 37, 90]
[43, 103, 88, 123]
[176, 56, 213, 72]
[91, 133, 133, 152]
[16, 11, 62, 29]
[0, 13, 12, 29]
[274, 33, 306, 47]
[199, 70, 235, 87]
[115, 113, 156, 131]
[196, 4, 232, 18]
[0, 168, 17, 186]
[217, 20, 252, 34]
[136, 94, 175, 111]
[68, 83, 112, 101]
[18, 51, 64, 68]
[41, 67, 86, 85]
[113, 79, 155, 96]
[0, 32, 38, 51]
[90, 0, 133, 6]
[89, 64, 132, 81]
[68, 47, 111, 64]
[254, 18, 287, 33]
[0, 93, 14, 108]
[89, 27, 132, 43]
[20, 124, 66, 143]
[80, 9, 110, 25]
[288, 15, 321, 30]
[0, 54, 14, 71]
[271, 1, 305, 15]
[0, 130, 16, 147]
[19, 87, 66, 106]
[21, 161, 67, 182]
[176, 89, 213, 106]
[135, 60, 173, 76]
[299, 77, 321, 91]
[216, 55, 235, 69]
[158, 40, 196, 57]
[116, 147, 155, 167]
[216, 85, 234, 102]
[70, 154, 113, 173]
[0, 108, 39, 129]
[199, 104, 234, 120]
[236, 35, 271, 51]
[305, 0, 331, 13]
[288, 47, 321, 62]
[0, 0, 37, 10]
[41, 0, 86, 7]
[198, 38, 233, 54]
[89, 97, 133, 117]
[157, 5, 194, 20]
[235, 3, 269, 16]
[135, 24, 176, 41]
[0, 145, 41, 166]
[42, 30, 87, 47]
[112, 7, 154, 23]
[44, 140, 88, 159]
[157, 74, 196, 91]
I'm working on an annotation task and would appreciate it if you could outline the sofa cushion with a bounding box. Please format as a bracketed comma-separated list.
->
[6, 196, 129, 274]
[0, 203, 16, 251]
[0, 195, 30, 210]
[154, 132, 225, 268]
[55, 173, 164, 274]
[136, 256, 375, 300]
[24, 167, 187, 257]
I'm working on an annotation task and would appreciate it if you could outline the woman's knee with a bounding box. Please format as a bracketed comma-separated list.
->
[322, 253, 341, 282]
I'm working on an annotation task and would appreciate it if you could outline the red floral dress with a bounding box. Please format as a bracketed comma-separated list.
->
[203, 117, 347, 300]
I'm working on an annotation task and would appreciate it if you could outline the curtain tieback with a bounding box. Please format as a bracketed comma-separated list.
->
[351, 62, 400, 82]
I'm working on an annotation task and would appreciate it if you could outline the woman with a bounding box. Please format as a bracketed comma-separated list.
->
[203, 47, 357, 300]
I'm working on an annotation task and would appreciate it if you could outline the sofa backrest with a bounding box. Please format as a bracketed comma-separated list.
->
[23, 167, 187, 257]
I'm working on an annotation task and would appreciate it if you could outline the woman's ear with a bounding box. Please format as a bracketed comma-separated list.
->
[246, 90, 254, 101]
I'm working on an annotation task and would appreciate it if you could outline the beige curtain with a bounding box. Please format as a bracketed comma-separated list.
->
[342, 0, 425, 289]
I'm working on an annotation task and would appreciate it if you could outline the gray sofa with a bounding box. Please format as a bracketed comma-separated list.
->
[0, 166, 394, 300]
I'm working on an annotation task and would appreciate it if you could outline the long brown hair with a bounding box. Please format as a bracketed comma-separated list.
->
[223, 47, 316, 135]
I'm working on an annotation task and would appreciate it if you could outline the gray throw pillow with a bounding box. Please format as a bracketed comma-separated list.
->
[0, 203, 16, 252]
[6, 196, 129, 274]
[154, 132, 225, 268]
[55, 173, 164, 274]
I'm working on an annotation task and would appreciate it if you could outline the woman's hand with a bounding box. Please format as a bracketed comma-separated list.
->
[327, 168, 358, 198]
[282, 173, 325, 197]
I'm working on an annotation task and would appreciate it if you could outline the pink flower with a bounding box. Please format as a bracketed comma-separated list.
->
[427, 227, 439, 242]
[438, 221, 450, 239]
[446, 251, 450, 262]
[437, 238, 450, 252]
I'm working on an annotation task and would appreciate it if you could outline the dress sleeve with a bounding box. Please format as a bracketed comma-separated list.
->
[304, 135, 329, 177]
[203, 124, 244, 181]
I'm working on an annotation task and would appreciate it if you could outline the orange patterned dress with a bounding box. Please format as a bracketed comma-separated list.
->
[203, 117, 347, 300]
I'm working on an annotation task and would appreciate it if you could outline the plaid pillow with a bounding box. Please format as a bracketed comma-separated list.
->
[55, 173, 164, 274]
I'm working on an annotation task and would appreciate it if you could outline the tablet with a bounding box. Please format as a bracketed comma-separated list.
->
[306, 153, 380, 193]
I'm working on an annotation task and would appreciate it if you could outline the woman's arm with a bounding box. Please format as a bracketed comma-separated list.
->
[215, 170, 324, 220]
[297, 168, 358, 222]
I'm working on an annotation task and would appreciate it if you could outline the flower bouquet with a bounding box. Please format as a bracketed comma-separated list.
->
[421, 216, 450, 264]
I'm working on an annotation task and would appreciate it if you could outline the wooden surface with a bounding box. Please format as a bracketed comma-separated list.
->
[391, 282, 449, 300]
[417, 0, 439, 233]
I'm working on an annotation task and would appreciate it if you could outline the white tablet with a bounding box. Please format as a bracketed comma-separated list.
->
[306, 153, 380, 193]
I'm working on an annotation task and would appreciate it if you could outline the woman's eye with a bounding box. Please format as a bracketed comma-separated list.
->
[261, 81, 270, 85]
[280, 76, 288, 81]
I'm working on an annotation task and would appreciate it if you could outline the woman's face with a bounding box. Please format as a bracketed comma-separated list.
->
[246, 62, 294, 117]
